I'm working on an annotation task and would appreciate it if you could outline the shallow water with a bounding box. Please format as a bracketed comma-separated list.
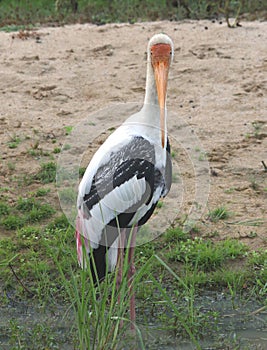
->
[0, 291, 266, 349]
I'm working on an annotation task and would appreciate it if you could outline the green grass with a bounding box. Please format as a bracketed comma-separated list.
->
[208, 205, 230, 222]
[0, 215, 266, 348]
[7, 135, 21, 149]
[0, 197, 266, 349]
[0, 0, 265, 28]
[64, 125, 73, 135]
[1, 215, 26, 230]
[0, 197, 55, 231]
[0, 202, 10, 217]
[53, 147, 61, 154]
[33, 162, 57, 184]
[165, 236, 247, 271]
[32, 188, 51, 197]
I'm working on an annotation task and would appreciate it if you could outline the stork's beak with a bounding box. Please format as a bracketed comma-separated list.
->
[153, 62, 169, 147]
[151, 44, 171, 148]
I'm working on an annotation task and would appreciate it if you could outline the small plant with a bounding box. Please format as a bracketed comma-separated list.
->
[17, 226, 41, 240]
[166, 237, 247, 271]
[34, 162, 57, 184]
[164, 226, 188, 243]
[34, 188, 50, 197]
[156, 200, 163, 209]
[26, 203, 55, 222]
[7, 162, 16, 171]
[56, 233, 146, 350]
[251, 121, 263, 138]
[59, 187, 77, 204]
[46, 214, 70, 230]
[1, 215, 25, 230]
[171, 150, 176, 158]
[63, 143, 71, 151]
[16, 197, 36, 212]
[7, 135, 21, 149]
[79, 166, 86, 178]
[198, 151, 207, 161]
[64, 125, 73, 135]
[53, 147, 61, 154]
[250, 178, 259, 191]
[0, 202, 10, 217]
[207, 206, 230, 222]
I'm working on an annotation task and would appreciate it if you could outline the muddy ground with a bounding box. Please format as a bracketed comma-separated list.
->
[0, 19, 266, 248]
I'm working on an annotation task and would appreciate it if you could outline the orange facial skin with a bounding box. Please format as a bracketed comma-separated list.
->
[150, 43, 172, 147]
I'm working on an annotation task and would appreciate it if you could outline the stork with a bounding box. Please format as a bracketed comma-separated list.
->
[76, 33, 174, 329]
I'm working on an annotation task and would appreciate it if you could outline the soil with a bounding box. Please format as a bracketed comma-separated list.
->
[0, 19, 266, 248]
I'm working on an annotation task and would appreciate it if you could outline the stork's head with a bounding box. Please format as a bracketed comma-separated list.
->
[147, 33, 174, 147]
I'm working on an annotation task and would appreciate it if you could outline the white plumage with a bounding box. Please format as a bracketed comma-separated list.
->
[76, 34, 174, 327]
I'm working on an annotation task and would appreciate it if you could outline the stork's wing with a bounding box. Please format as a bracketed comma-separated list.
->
[77, 136, 162, 248]
[163, 137, 172, 197]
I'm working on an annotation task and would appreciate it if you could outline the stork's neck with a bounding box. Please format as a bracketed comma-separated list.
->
[144, 62, 159, 106]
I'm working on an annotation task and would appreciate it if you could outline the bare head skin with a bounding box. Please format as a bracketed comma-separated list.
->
[147, 34, 174, 147]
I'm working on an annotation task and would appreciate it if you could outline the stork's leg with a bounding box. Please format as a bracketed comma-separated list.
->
[116, 229, 126, 328]
[128, 225, 138, 330]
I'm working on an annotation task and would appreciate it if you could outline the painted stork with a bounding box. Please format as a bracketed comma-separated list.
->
[76, 33, 174, 328]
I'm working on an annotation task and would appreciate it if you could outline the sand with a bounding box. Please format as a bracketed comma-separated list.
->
[0, 19, 266, 248]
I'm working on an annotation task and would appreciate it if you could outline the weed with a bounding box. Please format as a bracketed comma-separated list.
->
[7, 135, 21, 149]
[45, 214, 70, 230]
[59, 187, 77, 204]
[56, 233, 146, 350]
[34, 162, 57, 184]
[184, 219, 200, 233]
[225, 187, 237, 194]
[63, 143, 71, 150]
[207, 206, 230, 222]
[0, 24, 33, 32]
[156, 200, 163, 209]
[7, 161, 16, 171]
[198, 151, 207, 161]
[26, 203, 55, 222]
[0, 202, 10, 217]
[53, 147, 61, 154]
[247, 250, 267, 296]
[64, 125, 73, 135]
[8, 319, 60, 350]
[1, 215, 25, 230]
[250, 178, 259, 191]
[33, 188, 50, 197]
[164, 226, 189, 243]
[16, 197, 36, 212]
[79, 166, 86, 177]
[251, 121, 263, 138]
[166, 237, 247, 271]
[171, 172, 179, 183]
[17, 226, 41, 240]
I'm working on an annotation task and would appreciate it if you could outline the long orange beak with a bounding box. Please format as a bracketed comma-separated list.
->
[151, 43, 171, 148]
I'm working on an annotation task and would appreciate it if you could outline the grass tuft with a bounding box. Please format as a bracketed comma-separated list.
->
[207, 206, 230, 222]
[0, 202, 10, 217]
[1, 215, 26, 230]
[166, 237, 247, 271]
[34, 162, 57, 184]
[164, 226, 189, 243]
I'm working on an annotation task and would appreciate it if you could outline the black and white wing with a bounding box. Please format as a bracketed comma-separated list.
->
[76, 132, 171, 280]
[77, 135, 159, 245]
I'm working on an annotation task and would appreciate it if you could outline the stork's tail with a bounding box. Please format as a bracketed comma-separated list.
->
[75, 215, 107, 284]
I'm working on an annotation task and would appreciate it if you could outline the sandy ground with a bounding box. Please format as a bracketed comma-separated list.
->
[0, 19, 266, 249]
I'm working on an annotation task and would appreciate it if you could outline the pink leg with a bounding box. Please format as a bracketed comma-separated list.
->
[128, 225, 138, 331]
[116, 229, 126, 327]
